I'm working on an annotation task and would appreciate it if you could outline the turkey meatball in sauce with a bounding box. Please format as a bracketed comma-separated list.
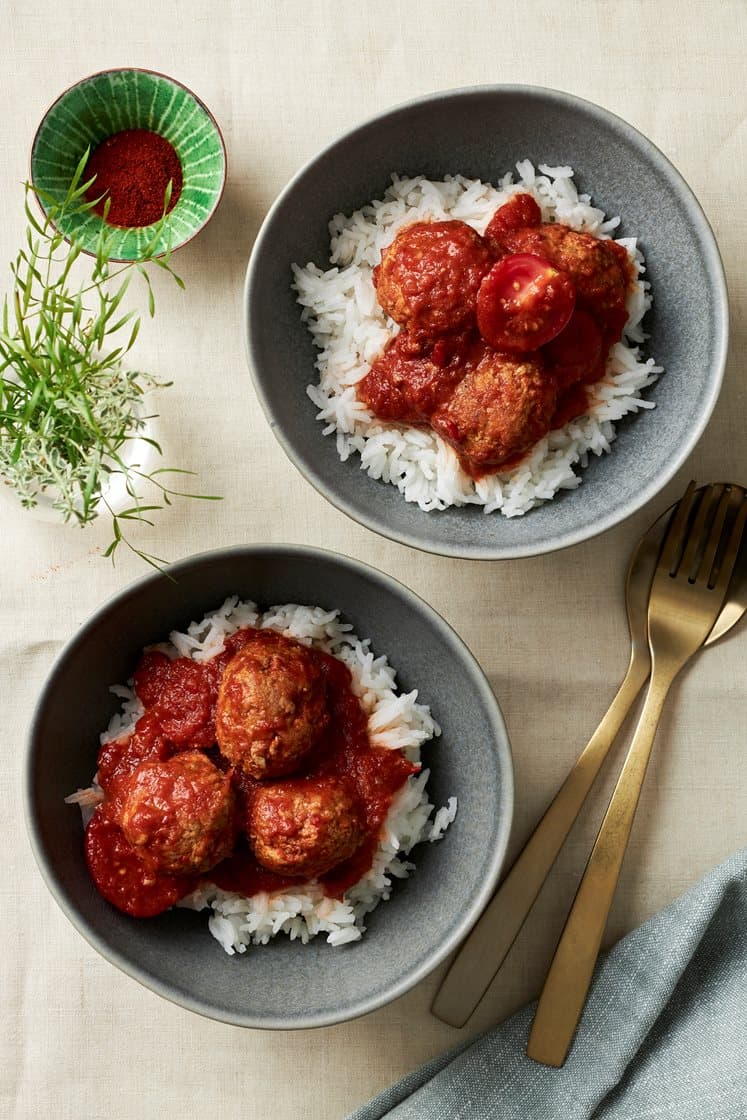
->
[215, 629, 329, 779]
[248, 776, 366, 879]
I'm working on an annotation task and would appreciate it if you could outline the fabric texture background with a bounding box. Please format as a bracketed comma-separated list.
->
[349, 848, 747, 1120]
[2, 2, 746, 1118]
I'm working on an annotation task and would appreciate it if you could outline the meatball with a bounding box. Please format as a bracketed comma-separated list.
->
[430, 350, 556, 474]
[483, 192, 542, 254]
[542, 308, 604, 389]
[215, 630, 329, 779]
[374, 220, 494, 340]
[502, 224, 631, 337]
[357, 329, 488, 423]
[120, 751, 236, 876]
[248, 776, 366, 879]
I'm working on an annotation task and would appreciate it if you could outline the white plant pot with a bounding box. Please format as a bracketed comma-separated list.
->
[0, 399, 160, 526]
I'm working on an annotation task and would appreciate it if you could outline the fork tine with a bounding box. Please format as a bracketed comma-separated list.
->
[660, 480, 698, 575]
[680, 484, 723, 579]
[696, 485, 735, 585]
[705, 487, 747, 592]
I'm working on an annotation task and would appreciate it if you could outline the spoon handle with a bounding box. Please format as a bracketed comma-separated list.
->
[526, 663, 675, 1067]
[431, 650, 650, 1028]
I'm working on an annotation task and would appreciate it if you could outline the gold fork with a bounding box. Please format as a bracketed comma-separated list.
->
[431, 484, 747, 1030]
[526, 481, 747, 1067]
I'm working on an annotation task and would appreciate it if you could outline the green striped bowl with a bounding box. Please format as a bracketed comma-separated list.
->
[31, 69, 226, 260]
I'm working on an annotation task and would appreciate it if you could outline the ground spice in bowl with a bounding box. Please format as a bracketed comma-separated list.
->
[32, 69, 226, 259]
[84, 128, 183, 228]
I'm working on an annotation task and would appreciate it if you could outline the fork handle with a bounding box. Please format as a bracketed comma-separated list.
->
[431, 650, 650, 1028]
[526, 659, 679, 1067]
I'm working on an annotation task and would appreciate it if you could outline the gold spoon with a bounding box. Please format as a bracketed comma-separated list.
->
[432, 482, 747, 1029]
[527, 481, 747, 1065]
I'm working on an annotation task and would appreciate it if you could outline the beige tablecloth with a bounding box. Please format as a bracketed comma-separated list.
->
[2, 3, 746, 1117]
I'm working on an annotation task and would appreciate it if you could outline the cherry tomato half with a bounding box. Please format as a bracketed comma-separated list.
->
[484, 193, 542, 254]
[476, 254, 576, 353]
[542, 308, 604, 389]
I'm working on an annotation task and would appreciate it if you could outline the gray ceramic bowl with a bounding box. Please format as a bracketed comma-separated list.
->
[25, 546, 512, 1028]
[244, 85, 728, 559]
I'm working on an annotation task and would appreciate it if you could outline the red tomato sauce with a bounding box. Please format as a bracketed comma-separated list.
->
[87, 630, 418, 914]
[552, 384, 593, 430]
[85, 810, 196, 917]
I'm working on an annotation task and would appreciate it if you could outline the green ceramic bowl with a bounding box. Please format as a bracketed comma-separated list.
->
[31, 68, 226, 260]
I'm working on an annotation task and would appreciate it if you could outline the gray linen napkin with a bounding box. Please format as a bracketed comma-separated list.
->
[349, 846, 747, 1120]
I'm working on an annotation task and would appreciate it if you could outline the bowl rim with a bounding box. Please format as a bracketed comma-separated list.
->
[30, 66, 228, 262]
[24, 542, 514, 1029]
[243, 83, 729, 561]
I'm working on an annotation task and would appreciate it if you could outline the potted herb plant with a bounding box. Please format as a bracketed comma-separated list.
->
[0, 155, 216, 568]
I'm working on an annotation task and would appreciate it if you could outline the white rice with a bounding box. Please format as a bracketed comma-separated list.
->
[67, 597, 450, 954]
[292, 162, 663, 517]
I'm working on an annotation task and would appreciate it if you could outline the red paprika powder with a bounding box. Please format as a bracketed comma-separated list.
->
[85, 128, 183, 228]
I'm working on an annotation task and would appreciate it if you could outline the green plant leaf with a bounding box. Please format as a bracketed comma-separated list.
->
[0, 180, 220, 573]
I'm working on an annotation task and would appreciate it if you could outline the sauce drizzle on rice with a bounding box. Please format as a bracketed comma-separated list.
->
[292, 162, 663, 517]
